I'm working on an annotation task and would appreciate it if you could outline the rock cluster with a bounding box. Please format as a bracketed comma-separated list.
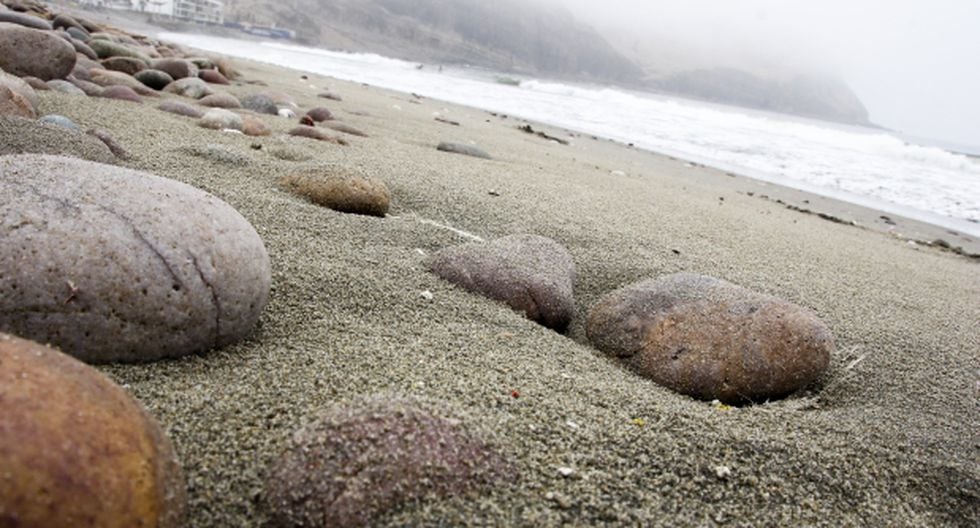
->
[586, 273, 834, 403]
[427, 235, 577, 332]
[0, 332, 186, 527]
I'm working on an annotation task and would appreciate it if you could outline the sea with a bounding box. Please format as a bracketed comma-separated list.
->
[161, 33, 980, 238]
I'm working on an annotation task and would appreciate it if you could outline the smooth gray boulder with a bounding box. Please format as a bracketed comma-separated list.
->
[586, 273, 834, 403]
[0, 154, 272, 363]
[427, 234, 576, 331]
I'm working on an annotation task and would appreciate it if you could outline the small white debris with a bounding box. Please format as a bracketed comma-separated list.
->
[565, 420, 579, 430]
[420, 290, 434, 301]
[277, 108, 296, 118]
[221, 128, 244, 135]
[714, 465, 732, 479]
[611, 170, 626, 176]
[557, 467, 576, 478]
[415, 248, 427, 256]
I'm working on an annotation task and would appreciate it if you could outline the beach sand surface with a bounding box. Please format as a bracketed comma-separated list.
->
[20, 52, 980, 526]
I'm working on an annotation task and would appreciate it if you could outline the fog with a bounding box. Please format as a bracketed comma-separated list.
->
[539, 0, 980, 148]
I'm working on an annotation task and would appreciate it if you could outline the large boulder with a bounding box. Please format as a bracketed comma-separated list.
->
[427, 234, 576, 332]
[262, 397, 514, 528]
[586, 273, 834, 403]
[278, 167, 391, 217]
[0, 154, 272, 363]
[0, 333, 186, 527]
[0, 22, 76, 80]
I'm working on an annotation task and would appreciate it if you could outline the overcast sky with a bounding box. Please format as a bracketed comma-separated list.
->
[539, 0, 980, 148]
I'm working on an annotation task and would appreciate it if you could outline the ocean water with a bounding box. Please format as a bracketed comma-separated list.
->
[161, 33, 980, 237]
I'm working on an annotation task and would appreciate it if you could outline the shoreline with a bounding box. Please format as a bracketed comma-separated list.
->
[5, 8, 979, 527]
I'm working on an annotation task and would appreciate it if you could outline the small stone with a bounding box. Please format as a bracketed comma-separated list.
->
[287, 125, 348, 145]
[0, 85, 34, 118]
[317, 91, 342, 101]
[437, 141, 491, 159]
[164, 77, 213, 99]
[198, 92, 241, 109]
[198, 68, 229, 84]
[88, 39, 150, 64]
[89, 69, 144, 90]
[150, 58, 198, 79]
[585, 273, 834, 403]
[134, 68, 174, 90]
[38, 114, 81, 131]
[241, 114, 271, 136]
[306, 106, 334, 122]
[420, 290, 434, 301]
[214, 57, 239, 80]
[21, 76, 48, 91]
[714, 465, 732, 479]
[100, 85, 142, 103]
[0, 70, 38, 109]
[70, 78, 103, 97]
[558, 467, 576, 478]
[240, 93, 279, 115]
[199, 108, 243, 131]
[323, 121, 368, 137]
[0, 11, 51, 30]
[69, 38, 99, 61]
[52, 13, 85, 32]
[426, 234, 576, 331]
[0, 22, 76, 80]
[100, 56, 146, 76]
[262, 397, 513, 528]
[0, 333, 186, 527]
[278, 166, 390, 217]
[0, 154, 272, 363]
[66, 26, 90, 41]
[278, 107, 296, 119]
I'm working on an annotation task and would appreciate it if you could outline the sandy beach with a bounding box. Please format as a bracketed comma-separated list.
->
[9, 31, 980, 526]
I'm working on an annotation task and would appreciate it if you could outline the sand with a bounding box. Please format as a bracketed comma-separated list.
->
[20, 51, 979, 526]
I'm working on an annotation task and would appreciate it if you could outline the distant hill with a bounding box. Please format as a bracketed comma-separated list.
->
[222, 0, 870, 125]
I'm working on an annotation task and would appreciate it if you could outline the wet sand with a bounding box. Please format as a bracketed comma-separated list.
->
[27, 52, 980, 526]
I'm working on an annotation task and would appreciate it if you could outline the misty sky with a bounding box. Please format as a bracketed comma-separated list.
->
[540, 0, 980, 147]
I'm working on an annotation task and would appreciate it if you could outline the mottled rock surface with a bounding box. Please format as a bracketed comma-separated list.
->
[0, 332, 187, 527]
[427, 234, 576, 331]
[0, 22, 75, 80]
[278, 167, 391, 217]
[0, 154, 272, 363]
[586, 273, 834, 403]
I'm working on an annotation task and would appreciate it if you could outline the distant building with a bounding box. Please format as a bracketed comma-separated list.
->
[83, 0, 224, 25]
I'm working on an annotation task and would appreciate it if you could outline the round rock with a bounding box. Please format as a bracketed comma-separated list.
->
[306, 107, 334, 122]
[163, 76, 213, 99]
[198, 68, 229, 84]
[240, 93, 278, 115]
[88, 39, 151, 64]
[135, 68, 174, 90]
[288, 125, 347, 145]
[46, 78, 86, 95]
[278, 167, 391, 217]
[586, 273, 835, 403]
[198, 92, 241, 109]
[241, 114, 271, 136]
[0, 22, 76, 80]
[0, 333, 186, 527]
[151, 58, 198, 80]
[199, 107, 243, 131]
[426, 234, 577, 332]
[0, 154, 272, 363]
[101, 56, 147, 75]
[262, 397, 513, 528]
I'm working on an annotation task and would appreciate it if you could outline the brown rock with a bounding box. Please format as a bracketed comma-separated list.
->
[299, 115, 314, 126]
[0, 333, 186, 527]
[0, 69, 38, 109]
[0, 10, 50, 30]
[262, 397, 514, 528]
[0, 22, 76, 80]
[198, 68, 229, 84]
[214, 57, 239, 80]
[100, 84, 142, 103]
[101, 56, 146, 75]
[278, 166, 391, 217]
[241, 114, 271, 136]
[427, 235, 576, 332]
[157, 99, 204, 118]
[0, 154, 272, 363]
[70, 37, 99, 60]
[0, 85, 34, 118]
[306, 106, 334, 122]
[52, 13, 85, 32]
[198, 92, 241, 109]
[288, 125, 348, 145]
[317, 91, 342, 101]
[585, 273, 834, 403]
[70, 77, 104, 97]
[150, 58, 198, 79]
[90, 69, 144, 90]
[324, 121, 368, 137]
[20, 76, 48, 90]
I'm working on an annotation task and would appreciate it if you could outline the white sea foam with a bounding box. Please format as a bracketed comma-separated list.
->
[161, 33, 980, 236]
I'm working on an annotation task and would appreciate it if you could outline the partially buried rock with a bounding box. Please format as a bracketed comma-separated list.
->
[0, 116, 114, 162]
[288, 125, 348, 145]
[198, 68, 229, 84]
[157, 99, 203, 118]
[0, 333, 186, 527]
[164, 76, 213, 99]
[437, 141, 491, 159]
[199, 107, 242, 131]
[0, 154, 272, 363]
[241, 114, 270, 136]
[101, 84, 142, 103]
[427, 234, 576, 331]
[306, 106, 333, 122]
[198, 92, 241, 109]
[47, 79, 86, 95]
[100, 56, 146, 75]
[70, 77, 104, 97]
[278, 166, 390, 217]
[241, 93, 278, 115]
[151, 58, 198, 79]
[324, 121, 368, 137]
[317, 91, 342, 101]
[0, 85, 34, 118]
[586, 273, 834, 403]
[0, 22, 76, 80]
[135, 68, 174, 90]
[70, 38, 99, 61]
[0, 70, 38, 110]
[87, 128, 130, 159]
[262, 397, 514, 528]
[88, 39, 150, 64]
[38, 114, 81, 131]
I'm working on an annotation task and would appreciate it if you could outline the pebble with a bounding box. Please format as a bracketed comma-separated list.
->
[426, 234, 577, 332]
[90, 69, 144, 90]
[198, 92, 241, 109]
[278, 166, 391, 217]
[88, 39, 151, 64]
[287, 125, 348, 145]
[100, 56, 146, 76]
[0, 69, 38, 109]
[198, 68, 229, 84]
[100, 84, 142, 103]
[0, 154, 272, 363]
[134, 68, 174, 90]
[199, 108, 243, 131]
[306, 106, 334, 122]
[151, 58, 198, 79]
[437, 141, 492, 159]
[241, 114, 271, 136]
[240, 93, 278, 115]
[0, 84, 34, 118]
[0, 333, 187, 526]
[0, 10, 51, 30]
[277, 107, 296, 119]
[164, 77, 213, 99]
[0, 22, 76, 80]
[585, 273, 834, 403]
[38, 114, 80, 130]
